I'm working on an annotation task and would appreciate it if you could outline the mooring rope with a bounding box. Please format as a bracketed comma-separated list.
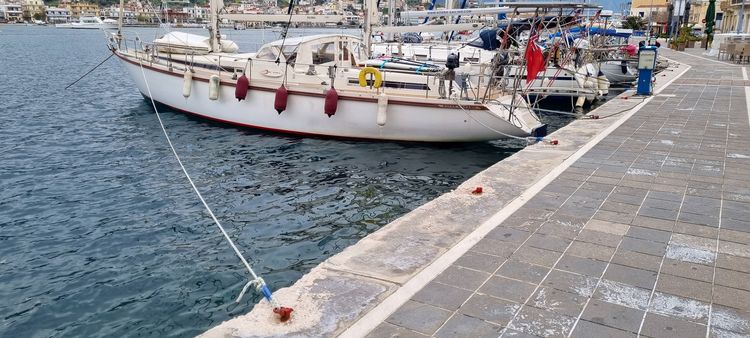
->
[131, 52, 290, 318]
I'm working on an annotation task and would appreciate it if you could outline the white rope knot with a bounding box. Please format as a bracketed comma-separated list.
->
[236, 277, 266, 303]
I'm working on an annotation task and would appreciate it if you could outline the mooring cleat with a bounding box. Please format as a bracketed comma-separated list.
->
[273, 306, 294, 322]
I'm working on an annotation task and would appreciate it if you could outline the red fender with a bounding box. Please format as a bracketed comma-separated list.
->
[324, 88, 338, 117]
[235, 74, 249, 101]
[274, 85, 288, 114]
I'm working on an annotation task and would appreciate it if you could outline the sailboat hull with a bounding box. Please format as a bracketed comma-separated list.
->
[118, 55, 541, 142]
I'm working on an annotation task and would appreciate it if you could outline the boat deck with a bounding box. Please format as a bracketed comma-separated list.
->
[200, 46, 750, 338]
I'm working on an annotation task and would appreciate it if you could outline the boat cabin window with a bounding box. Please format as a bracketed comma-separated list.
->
[255, 46, 279, 60]
[281, 45, 298, 63]
[311, 42, 336, 64]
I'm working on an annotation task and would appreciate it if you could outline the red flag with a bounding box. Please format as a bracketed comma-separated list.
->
[524, 34, 545, 84]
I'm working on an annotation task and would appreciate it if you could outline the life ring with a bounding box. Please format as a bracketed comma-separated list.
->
[358, 67, 383, 88]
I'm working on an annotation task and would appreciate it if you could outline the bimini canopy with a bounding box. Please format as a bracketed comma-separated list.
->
[549, 26, 633, 40]
[468, 15, 582, 50]
[153, 32, 239, 55]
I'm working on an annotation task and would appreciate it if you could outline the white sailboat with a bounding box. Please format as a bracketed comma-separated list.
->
[109, 0, 547, 142]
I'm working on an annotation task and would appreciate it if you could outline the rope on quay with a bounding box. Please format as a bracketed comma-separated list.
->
[132, 52, 293, 322]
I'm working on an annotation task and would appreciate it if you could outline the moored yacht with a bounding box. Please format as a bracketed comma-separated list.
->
[108, 0, 547, 142]
[57, 16, 117, 29]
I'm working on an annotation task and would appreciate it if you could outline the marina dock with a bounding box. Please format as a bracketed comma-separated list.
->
[201, 48, 750, 337]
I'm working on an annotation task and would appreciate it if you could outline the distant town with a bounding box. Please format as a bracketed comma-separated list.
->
[0, 0, 747, 36]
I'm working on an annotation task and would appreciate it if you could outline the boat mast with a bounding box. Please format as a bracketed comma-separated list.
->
[209, 0, 224, 52]
[363, 0, 378, 58]
[117, 0, 124, 46]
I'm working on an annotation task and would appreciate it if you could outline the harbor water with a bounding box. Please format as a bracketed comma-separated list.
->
[0, 25, 620, 337]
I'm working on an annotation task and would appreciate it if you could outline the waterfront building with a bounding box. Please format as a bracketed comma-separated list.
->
[22, 0, 44, 21]
[721, 0, 750, 33]
[630, 0, 670, 33]
[45, 6, 70, 22]
[59, 0, 99, 19]
[0, 4, 23, 22]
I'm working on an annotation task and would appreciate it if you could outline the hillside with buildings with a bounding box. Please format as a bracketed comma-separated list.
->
[0, 0, 746, 36]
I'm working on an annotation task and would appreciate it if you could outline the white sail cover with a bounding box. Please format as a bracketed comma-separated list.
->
[153, 32, 239, 54]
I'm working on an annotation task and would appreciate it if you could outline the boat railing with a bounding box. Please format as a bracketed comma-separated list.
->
[113, 35, 528, 106]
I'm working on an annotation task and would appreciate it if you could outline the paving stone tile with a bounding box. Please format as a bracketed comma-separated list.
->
[608, 193, 647, 206]
[458, 294, 520, 326]
[584, 219, 630, 236]
[713, 285, 750, 311]
[655, 273, 713, 303]
[512, 245, 561, 267]
[538, 220, 585, 240]
[567, 241, 617, 262]
[640, 312, 707, 338]
[671, 234, 717, 252]
[367, 322, 428, 338]
[718, 241, 750, 259]
[619, 237, 668, 257]
[638, 206, 680, 221]
[479, 276, 536, 304]
[630, 215, 675, 232]
[527, 287, 588, 317]
[649, 292, 710, 324]
[472, 237, 517, 258]
[507, 306, 576, 338]
[600, 201, 641, 215]
[660, 258, 715, 282]
[433, 313, 503, 338]
[673, 222, 719, 239]
[543, 269, 598, 297]
[486, 227, 532, 244]
[412, 282, 474, 311]
[497, 259, 549, 284]
[678, 211, 720, 227]
[525, 233, 572, 253]
[581, 299, 644, 333]
[576, 229, 623, 248]
[665, 244, 715, 265]
[721, 218, 750, 234]
[710, 305, 750, 335]
[385, 300, 452, 335]
[719, 228, 750, 246]
[716, 253, 750, 274]
[610, 249, 663, 272]
[593, 279, 651, 310]
[570, 320, 637, 338]
[603, 264, 658, 290]
[593, 210, 635, 224]
[557, 255, 608, 277]
[454, 251, 506, 273]
[502, 328, 541, 337]
[434, 265, 491, 291]
[714, 268, 750, 292]
[625, 226, 672, 243]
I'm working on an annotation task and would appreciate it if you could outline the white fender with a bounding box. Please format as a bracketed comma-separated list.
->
[575, 95, 586, 108]
[377, 93, 388, 126]
[182, 70, 192, 98]
[597, 72, 610, 96]
[209, 75, 220, 100]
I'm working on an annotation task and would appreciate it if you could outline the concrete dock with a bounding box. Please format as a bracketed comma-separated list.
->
[201, 48, 750, 338]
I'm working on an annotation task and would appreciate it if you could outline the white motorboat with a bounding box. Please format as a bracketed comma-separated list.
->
[56, 17, 117, 29]
[108, 0, 546, 142]
[598, 60, 637, 84]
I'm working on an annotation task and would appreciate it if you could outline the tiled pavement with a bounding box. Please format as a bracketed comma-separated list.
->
[368, 50, 750, 337]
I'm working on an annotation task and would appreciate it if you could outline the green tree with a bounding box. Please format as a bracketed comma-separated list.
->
[622, 16, 646, 30]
